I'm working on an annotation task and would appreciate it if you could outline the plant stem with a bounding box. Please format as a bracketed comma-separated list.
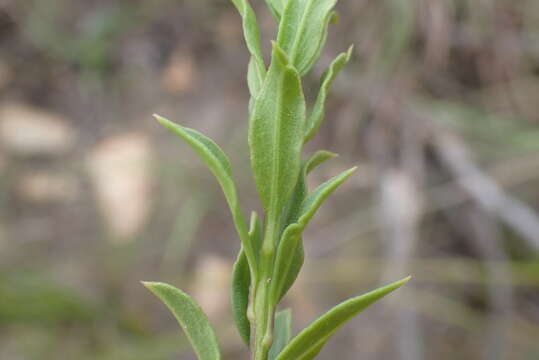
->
[252, 215, 279, 360]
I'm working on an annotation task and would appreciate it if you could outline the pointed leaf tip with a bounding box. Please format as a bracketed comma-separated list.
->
[276, 276, 410, 360]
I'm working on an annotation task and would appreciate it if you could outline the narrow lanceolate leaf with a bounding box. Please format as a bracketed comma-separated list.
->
[285, 150, 337, 226]
[155, 115, 256, 276]
[277, 0, 339, 75]
[231, 0, 266, 97]
[297, 166, 357, 227]
[231, 250, 251, 345]
[276, 277, 411, 360]
[271, 167, 357, 303]
[269, 309, 292, 360]
[231, 211, 263, 345]
[249, 43, 305, 218]
[143, 282, 221, 360]
[304, 46, 353, 143]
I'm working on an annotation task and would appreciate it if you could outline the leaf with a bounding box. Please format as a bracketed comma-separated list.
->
[284, 150, 337, 226]
[270, 224, 303, 304]
[155, 115, 256, 277]
[269, 309, 292, 360]
[305, 150, 337, 174]
[231, 211, 263, 345]
[248, 57, 264, 99]
[231, 250, 251, 345]
[278, 240, 304, 303]
[249, 43, 306, 219]
[271, 167, 357, 303]
[297, 166, 357, 227]
[248, 210, 264, 257]
[304, 46, 353, 143]
[276, 277, 411, 360]
[143, 282, 222, 360]
[231, 0, 266, 97]
[275, 151, 336, 303]
[277, 0, 339, 75]
[263, 0, 283, 20]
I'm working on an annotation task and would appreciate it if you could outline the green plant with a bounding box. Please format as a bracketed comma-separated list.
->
[143, 1, 410, 359]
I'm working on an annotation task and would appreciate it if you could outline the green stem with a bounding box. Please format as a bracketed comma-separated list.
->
[252, 214, 279, 360]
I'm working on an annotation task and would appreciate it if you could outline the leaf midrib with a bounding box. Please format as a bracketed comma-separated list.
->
[268, 67, 287, 219]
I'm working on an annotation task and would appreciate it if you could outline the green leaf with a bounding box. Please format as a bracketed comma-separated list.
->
[154, 115, 256, 277]
[279, 240, 304, 303]
[275, 151, 336, 303]
[248, 210, 264, 257]
[263, 0, 283, 20]
[305, 150, 338, 174]
[231, 0, 266, 97]
[271, 167, 357, 303]
[270, 224, 303, 304]
[276, 277, 411, 360]
[269, 309, 292, 360]
[231, 250, 251, 345]
[277, 0, 339, 75]
[249, 43, 306, 219]
[297, 166, 357, 227]
[231, 211, 263, 345]
[284, 150, 337, 226]
[248, 57, 264, 99]
[304, 46, 353, 143]
[143, 282, 222, 360]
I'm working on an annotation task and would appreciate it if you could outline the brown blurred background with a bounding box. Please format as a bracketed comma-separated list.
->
[1, 0, 539, 359]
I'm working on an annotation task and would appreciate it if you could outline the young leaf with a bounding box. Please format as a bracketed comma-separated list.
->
[231, 250, 251, 345]
[143, 282, 222, 360]
[297, 166, 357, 227]
[231, 0, 266, 97]
[284, 150, 337, 226]
[271, 167, 357, 303]
[276, 151, 336, 303]
[276, 277, 411, 360]
[304, 46, 353, 143]
[154, 115, 256, 277]
[269, 309, 292, 360]
[305, 150, 338, 174]
[277, 0, 339, 75]
[249, 43, 306, 219]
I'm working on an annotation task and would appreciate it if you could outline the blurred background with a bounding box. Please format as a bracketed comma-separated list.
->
[1, 0, 539, 359]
